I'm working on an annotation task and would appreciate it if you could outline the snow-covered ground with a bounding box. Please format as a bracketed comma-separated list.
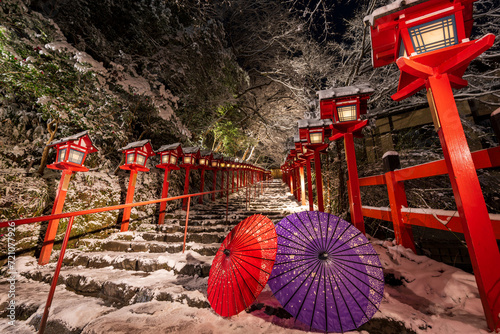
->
[0, 237, 494, 334]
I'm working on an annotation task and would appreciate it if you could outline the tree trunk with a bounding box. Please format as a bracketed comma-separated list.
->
[37, 119, 59, 176]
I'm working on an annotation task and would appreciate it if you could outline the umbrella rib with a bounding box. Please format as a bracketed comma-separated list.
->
[230, 215, 269, 250]
[330, 253, 379, 257]
[296, 213, 322, 252]
[309, 261, 324, 330]
[290, 261, 322, 319]
[324, 216, 342, 252]
[276, 252, 316, 259]
[283, 216, 319, 252]
[233, 246, 277, 253]
[232, 254, 272, 279]
[317, 211, 325, 251]
[333, 265, 372, 320]
[269, 260, 318, 295]
[332, 260, 385, 286]
[232, 253, 277, 264]
[229, 262, 248, 313]
[274, 257, 314, 266]
[331, 262, 382, 310]
[323, 263, 328, 332]
[326, 268, 343, 333]
[331, 270, 357, 329]
[232, 258, 259, 300]
[229, 263, 239, 316]
[208, 254, 226, 301]
[232, 218, 272, 247]
[334, 257, 384, 270]
[277, 233, 317, 254]
[277, 241, 317, 257]
[329, 229, 362, 254]
[330, 241, 373, 255]
[232, 234, 277, 252]
[328, 221, 352, 252]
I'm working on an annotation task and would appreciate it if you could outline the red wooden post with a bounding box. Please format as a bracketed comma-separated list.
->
[289, 169, 294, 195]
[231, 169, 235, 193]
[306, 157, 314, 211]
[313, 149, 325, 212]
[299, 164, 306, 206]
[382, 152, 415, 252]
[199, 168, 205, 204]
[428, 74, 500, 329]
[219, 169, 225, 199]
[121, 169, 138, 232]
[344, 132, 365, 234]
[212, 170, 217, 201]
[182, 166, 191, 210]
[39, 216, 75, 334]
[38, 169, 73, 265]
[158, 168, 170, 225]
[182, 197, 191, 253]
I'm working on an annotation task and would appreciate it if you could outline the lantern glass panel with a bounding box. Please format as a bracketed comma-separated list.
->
[170, 155, 177, 165]
[399, 39, 407, 57]
[309, 132, 323, 144]
[199, 158, 206, 165]
[337, 104, 357, 122]
[211, 161, 218, 167]
[162, 154, 169, 164]
[221, 162, 226, 168]
[126, 153, 135, 164]
[184, 156, 192, 164]
[58, 148, 67, 162]
[136, 153, 146, 166]
[408, 15, 458, 54]
[68, 149, 85, 165]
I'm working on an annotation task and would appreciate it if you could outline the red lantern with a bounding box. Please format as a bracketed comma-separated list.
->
[155, 143, 183, 224]
[119, 139, 155, 172]
[180, 147, 201, 210]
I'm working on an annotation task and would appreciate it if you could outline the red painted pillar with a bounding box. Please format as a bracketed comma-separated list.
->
[299, 164, 306, 206]
[306, 158, 314, 211]
[231, 169, 235, 193]
[158, 168, 170, 225]
[289, 170, 294, 195]
[38, 169, 73, 265]
[212, 170, 218, 201]
[219, 170, 225, 199]
[199, 168, 205, 204]
[344, 132, 365, 234]
[428, 73, 500, 330]
[121, 169, 138, 232]
[182, 166, 191, 210]
[313, 149, 324, 212]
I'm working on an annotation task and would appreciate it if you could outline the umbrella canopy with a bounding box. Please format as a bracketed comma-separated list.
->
[268, 211, 384, 332]
[208, 214, 277, 317]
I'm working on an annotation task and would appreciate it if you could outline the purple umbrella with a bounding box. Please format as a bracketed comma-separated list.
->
[268, 211, 384, 332]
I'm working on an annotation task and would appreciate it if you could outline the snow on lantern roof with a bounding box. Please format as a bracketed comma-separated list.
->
[49, 130, 98, 153]
[298, 118, 333, 129]
[119, 139, 151, 152]
[363, 0, 426, 26]
[212, 153, 224, 160]
[182, 147, 200, 156]
[155, 143, 182, 153]
[200, 150, 213, 158]
[293, 134, 306, 143]
[317, 84, 374, 101]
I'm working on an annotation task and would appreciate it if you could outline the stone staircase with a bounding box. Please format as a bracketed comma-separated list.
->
[0, 180, 306, 333]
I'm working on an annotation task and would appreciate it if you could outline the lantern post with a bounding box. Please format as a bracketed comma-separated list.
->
[38, 131, 98, 265]
[365, 0, 499, 329]
[294, 137, 310, 207]
[180, 147, 200, 210]
[219, 158, 226, 199]
[298, 118, 332, 212]
[211, 155, 221, 202]
[318, 84, 375, 234]
[155, 143, 183, 224]
[118, 140, 155, 232]
[198, 150, 213, 204]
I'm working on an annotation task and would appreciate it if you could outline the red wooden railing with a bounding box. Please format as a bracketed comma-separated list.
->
[358, 145, 500, 251]
[0, 179, 271, 334]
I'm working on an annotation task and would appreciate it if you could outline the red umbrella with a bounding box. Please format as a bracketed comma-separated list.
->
[207, 214, 277, 317]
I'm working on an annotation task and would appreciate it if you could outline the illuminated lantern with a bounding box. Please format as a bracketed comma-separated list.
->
[118, 140, 155, 232]
[365, 0, 499, 330]
[155, 143, 183, 225]
[198, 150, 213, 203]
[294, 135, 311, 209]
[180, 147, 201, 210]
[39, 131, 98, 265]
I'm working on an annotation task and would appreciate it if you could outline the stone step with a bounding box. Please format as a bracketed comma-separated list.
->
[61, 250, 213, 277]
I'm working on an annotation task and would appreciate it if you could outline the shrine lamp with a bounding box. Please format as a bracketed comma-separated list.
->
[48, 130, 98, 172]
[155, 143, 183, 169]
[180, 147, 201, 167]
[119, 139, 155, 172]
[298, 119, 333, 147]
[199, 150, 213, 168]
[318, 84, 374, 133]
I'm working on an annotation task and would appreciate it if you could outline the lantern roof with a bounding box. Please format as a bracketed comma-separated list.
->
[182, 146, 201, 157]
[298, 118, 333, 129]
[317, 84, 374, 101]
[200, 150, 213, 158]
[119, 139, 155, 156]
[155, 143, 183, 154]
[364, 0, 426, 26]
[49, 130, 98, 153]
[212, 153, 224, 161]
